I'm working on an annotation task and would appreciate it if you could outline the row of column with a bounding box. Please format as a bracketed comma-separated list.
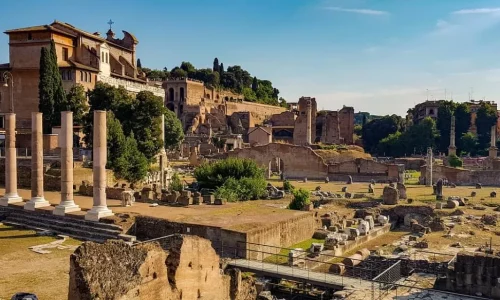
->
[0, 111, 113, 221]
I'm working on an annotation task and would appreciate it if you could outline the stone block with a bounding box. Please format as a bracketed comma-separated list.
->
[382, 186, 399, 205]
[214, 198, 224, 205]
[203, 195, 214, 204]
[178, 196, 192, 206]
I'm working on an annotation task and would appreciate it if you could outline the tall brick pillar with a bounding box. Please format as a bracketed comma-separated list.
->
[0, 113, 22, 206]
[54, 112, 81, 215]
[306, 99, 312, 145]
[25, 112, 50, 210]
[85, 111, 113, 221]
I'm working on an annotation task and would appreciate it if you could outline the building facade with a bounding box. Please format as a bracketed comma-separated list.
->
[0, 21, 163, 129]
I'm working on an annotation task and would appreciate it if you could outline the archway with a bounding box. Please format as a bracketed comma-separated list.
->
[168, 88, 174, 102]
[166, 103, 175, 112]
[268, 157, 284, 179]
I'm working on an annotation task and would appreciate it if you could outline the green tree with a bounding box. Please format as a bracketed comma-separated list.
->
[353, 124, 362, 137]
[288, 188, 310, 210]
[113, 132, 149, 184]
[454, 103, 471, 153]
[49, 40, 66, 128]
[169, 173, 183, 192]
[180, 61, 196, 76]
[377, 131, 405, 157]
[279, 97, 287, 108]
[219, 62, 224, 75]
[194, 158, 265, 189]
[105, 111, 127, 170]
[362, 115, 404, 154]
[136, 58, 142, 69]
[164, 109, 184, 150]
[448, 154, 463, 168]
[213, 57, 219, 72]
[170, 67, 187, 78]
[251, 76, 258, 91]
[460, 132, 478, 156]
[475, 102, 497, 153]
[38, 47, 54, 134]
[436, 101, 457, 153]
[403, 117, 439, 155]
[65, 84, 88, 125]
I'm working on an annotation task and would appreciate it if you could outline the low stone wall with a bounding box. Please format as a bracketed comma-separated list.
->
[421, 165, 500, 186]
[327, 173, 396, 183]
[0, 158, 61, 191]
[133, 213, 316, 260]
[77, 184, 125, 200]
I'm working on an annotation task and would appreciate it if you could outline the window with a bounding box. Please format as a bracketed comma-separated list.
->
[101, 52, 104, 62]
[105, 53, 108, 63]
[0, 116, 4, 129]
[28, 33, 32, 40]
[80, 71, 83, 81]
[62, 48, 69, 61]
[84, 72, 87, 82]
[88, 72, 91, 83]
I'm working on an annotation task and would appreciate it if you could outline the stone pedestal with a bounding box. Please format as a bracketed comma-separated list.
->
[489, 147, 497, 159]
[85, 111, 113, 221]
[448, 146, 456, 156]
[25, 113, 50, 210]
[0, 113, 22, 206]
[54, 112, 81, 215]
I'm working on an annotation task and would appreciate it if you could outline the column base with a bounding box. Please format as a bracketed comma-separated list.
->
[24, 197, 51, 211]
[85, 206, 113, 222]
[53, 201, 81, 216]
[489, 147, 497, 159]
[448, 146, 457, 156]
[0, 194, 23, 206]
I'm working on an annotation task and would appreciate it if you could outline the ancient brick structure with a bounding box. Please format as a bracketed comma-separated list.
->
[293, 97, 317, 145]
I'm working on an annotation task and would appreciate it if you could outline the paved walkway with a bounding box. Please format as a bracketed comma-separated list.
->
[228, 259, 373, 290]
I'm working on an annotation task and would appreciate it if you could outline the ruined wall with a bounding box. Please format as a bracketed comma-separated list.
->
[293, 97, 317, 145]
[226, 101, 285, 125]
[421, 164, 500, 186]
[0, 158, 61, 191]
[245, 213, 316, 260]
[228, 143, 328, 179]
[339, 106, 354, 144]
[68, 238, 233, 300]
[438, 252, 500, 299]
[327, 158, 400, 182]
[320, 111, 340, 144]
[269, 111, 295, 127]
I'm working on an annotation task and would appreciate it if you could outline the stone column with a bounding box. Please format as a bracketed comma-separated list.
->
[25, 113, 50, 210]
[306, 100, 312, 145]
[489, 125, 497, 159]
[54, 112, 81, 215]
[0, 113, 22, 206]
[426, 147, 433, 187]
[448, 116, 457, 156]
[159, 114, 166, 189]
[85, 111, 113, 221]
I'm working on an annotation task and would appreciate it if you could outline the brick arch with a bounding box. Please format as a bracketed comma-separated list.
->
[228, 143, 328, 179]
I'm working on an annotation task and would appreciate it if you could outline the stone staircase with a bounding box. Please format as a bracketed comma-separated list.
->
[0, 206, 135, 243]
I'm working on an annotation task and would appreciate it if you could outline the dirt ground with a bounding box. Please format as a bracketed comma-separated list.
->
[0, 224, 81, 300]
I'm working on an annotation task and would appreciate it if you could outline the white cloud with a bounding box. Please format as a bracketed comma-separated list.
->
[324, 7, 389, 16]
[452, 8, 500, 15]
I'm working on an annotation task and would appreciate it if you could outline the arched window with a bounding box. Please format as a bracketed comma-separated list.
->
[101, 52, 104, 62]
[84, 72, 88, 82]
[80, 71, 83, 81]
[105, 53, 108, 63]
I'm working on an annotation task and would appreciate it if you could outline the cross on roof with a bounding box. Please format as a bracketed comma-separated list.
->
[107, 19, 114, 30]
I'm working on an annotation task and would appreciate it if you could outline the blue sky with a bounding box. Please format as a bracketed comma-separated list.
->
[2, 0, 500, 115]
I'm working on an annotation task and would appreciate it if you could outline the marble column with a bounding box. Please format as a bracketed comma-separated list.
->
[448, 116, 457, 156]
[159, 114, 166, 189]
[306, 100, 312, 145]
[0, 113, 22, 206]
[85, 110, 113, 221]
[25, 113, 50, 210]
[489, 125, 497, 159]
[426, 147, 433, 187]
[54, 112, 80, 215]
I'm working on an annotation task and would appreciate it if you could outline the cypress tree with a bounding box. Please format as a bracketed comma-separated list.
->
[252, 76, 258, 92]
[136, 58, 142, 69]
[49, 39, 66, 127]
[219, 63, 224, 75]
[38, 47, 54, 134]
[213, 57, 219, 72]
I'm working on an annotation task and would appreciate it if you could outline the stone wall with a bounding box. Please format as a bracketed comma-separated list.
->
[68, 237, 234, 300]
[97, 74, 164, 98]
[327, 158, 401, 182]
[225, 101, 285, 123]
[339, 106, 354, 144]
[0, 158, 61, 191]
[437, 251, 500, 299]
[293, 97, 317, 145]
[77, 184, 125, 200]
[421, 164, 500, 186]
[228, 143, 329, 179]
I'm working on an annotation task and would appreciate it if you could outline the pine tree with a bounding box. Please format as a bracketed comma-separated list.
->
[39, 47, 54, 134]
[213, 57, 219, 72]
[136, 58, 142, 69]
[251, 76, 258, 92]
[49, 39, 66, 127]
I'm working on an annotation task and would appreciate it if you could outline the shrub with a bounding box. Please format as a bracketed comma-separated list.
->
[283, 180, 294, 192]
[448, 154, 463, 168]
[194, 158, 265, 189]
[288, 188, 311, 210]
[170, 173, 183, 192]
[214, 176, 267, 202]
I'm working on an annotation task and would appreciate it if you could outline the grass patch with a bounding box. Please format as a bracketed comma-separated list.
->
[262, 238, 324, 265]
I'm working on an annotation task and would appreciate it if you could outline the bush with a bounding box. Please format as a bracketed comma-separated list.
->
[283, 180, 294, 192]
[170, 173, 183, 192]
[288, 188, 310, 210]
[448, 154, 463, 168]
[214, 176, 267, 202]
[194, 158, 265, 189]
